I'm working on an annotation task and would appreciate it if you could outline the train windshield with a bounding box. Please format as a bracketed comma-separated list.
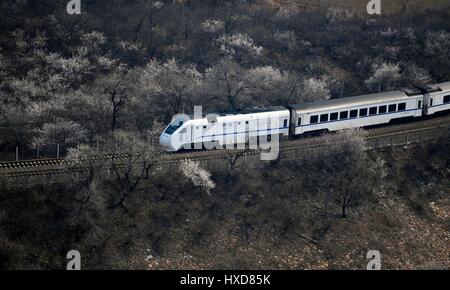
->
[164, 121, 183, 135]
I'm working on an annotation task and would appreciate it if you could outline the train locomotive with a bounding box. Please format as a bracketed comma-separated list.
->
[159, 82, 450, 152]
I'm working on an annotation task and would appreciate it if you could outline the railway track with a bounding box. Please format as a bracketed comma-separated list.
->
[0, 114, 449, 179]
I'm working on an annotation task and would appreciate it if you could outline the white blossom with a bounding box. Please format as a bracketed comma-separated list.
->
[96, 56, 118, 71]
[274, 7, 296, 21]
[379, 27, 400, 37]
[326, 7, 354, 23]
[139, 58, 203, 116]
[216, 33, 263, 57]
[247, 66, 283, 82]
[80, 31, 106, 49]
[66, 144, 91, 165]
[152, 1, 164, 9]
[365, 62, 401, 92]
[118, 41, 141, 52]
[32, 119, 87, 147]
[201, 19, 224, 33]
[180, 159, 215, 194]
[302, 77, 331, 103]
[402, 64, 431, 87]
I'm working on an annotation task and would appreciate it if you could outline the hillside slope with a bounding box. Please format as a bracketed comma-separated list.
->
[267, 0, 450, 14]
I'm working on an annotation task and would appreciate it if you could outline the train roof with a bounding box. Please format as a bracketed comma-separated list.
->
[186, 106, 289, 124]
[215, 106, 288, 116]
[428, 81, 450, 92]
[291, 89, 413, 113]
[186, 82, 450, 119]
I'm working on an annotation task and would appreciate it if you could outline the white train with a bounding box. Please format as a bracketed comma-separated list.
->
[159, 82, 450, 151]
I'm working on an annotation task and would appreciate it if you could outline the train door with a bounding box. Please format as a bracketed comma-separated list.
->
[422, 93, 429, 115]
[287, 106, 297, 137]
[417, 100, 422, 116]
[419, 86, 441, 116]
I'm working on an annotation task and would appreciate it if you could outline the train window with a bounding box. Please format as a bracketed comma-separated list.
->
[223, 123, 226, 127]
[283, 119, 288, 127]
[297, 117, 302, 126]
[310, 115, 318, 124]
[330, 112, 339, 120]
[246, 121, 249, 124]
[430, 98, 433, 107]
[388, 104, 397, 112]
[359, 108, 368, 116]
[203, 125, 207, 129]
[417, 101, 422, 109]
[369, 107, 377, 115]
[340, 111, 348, 119]
[444, 96, 450, 103]
[320, 114, 328, 122]
[398, 103, 406, 111]
[379, 105, 387, 114]
[165, 122, 184, 135]
[350, 110, 358, 118]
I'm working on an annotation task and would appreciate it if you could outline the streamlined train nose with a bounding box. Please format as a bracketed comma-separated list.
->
[159, 133, 169, 147]
[159, 133, 175, 151]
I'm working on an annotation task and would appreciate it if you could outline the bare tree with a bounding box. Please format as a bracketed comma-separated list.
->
[132, 1, 165, 48]
[311, 129, 380, 218]
[65, 145, 110, 245]
[425, 31, 450, 81]
[222, 149, 249, 181]
[402, 63, 431, 87]
[108, 130, 162, 212]
[96, 66, 132, 131]
[204, 58, 250, 111]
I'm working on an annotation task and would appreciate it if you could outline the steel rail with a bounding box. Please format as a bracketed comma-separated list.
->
[1, 115, 449, 178]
